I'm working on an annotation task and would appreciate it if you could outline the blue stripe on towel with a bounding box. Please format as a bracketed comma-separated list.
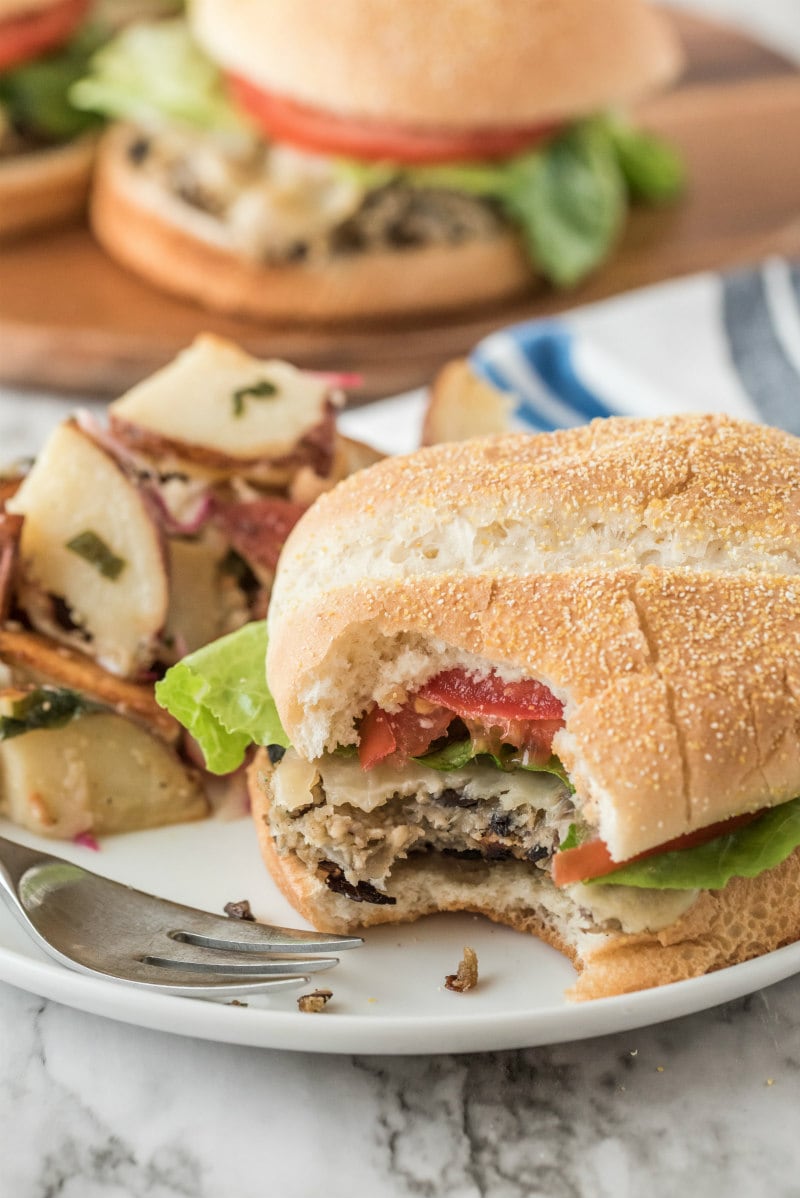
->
[722, 265, 800, 434]
[471, 320, 612, 432]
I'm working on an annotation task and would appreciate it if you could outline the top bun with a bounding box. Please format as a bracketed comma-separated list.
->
[190, 0, 683, 129]
[266, 416, 800, 862]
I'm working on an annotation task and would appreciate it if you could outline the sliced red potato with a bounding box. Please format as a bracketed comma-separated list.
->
[164, 533, 250, 657]
[421, 359, 514, 447]
[7, 420, 168, 678]
[108, 334, 336, 474]
[0, 709, 207, 839]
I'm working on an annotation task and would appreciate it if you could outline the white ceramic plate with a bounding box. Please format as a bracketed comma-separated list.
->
[3, 815, 800, 1055]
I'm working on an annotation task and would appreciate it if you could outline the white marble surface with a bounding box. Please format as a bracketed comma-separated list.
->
[3, 2, 800, 1194]
[1, 978, 799, 1198]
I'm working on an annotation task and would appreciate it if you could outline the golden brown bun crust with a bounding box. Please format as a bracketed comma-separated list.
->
[191, 0, 683, 128]
[267, 416, 800, 860]
[249, 749, 800, 1001]
[90, 126, 535, 323]
[0, 136, 94, 240]
[571, 854, 800, 1000]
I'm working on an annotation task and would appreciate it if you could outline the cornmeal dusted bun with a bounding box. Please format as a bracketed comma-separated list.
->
[0, 131, 94, 240]
[267, 414, 800, 863]
[249, 750, 800, 1000]
[191, 0, 683, 128]
[89, 125, 533, 322]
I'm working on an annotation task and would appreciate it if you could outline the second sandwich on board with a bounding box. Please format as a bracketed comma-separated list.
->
[73, 0, 684, 321]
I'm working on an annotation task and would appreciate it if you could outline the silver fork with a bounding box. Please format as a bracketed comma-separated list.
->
[0, 836, 362, 998]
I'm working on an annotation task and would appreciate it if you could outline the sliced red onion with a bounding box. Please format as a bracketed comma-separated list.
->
[74, 410, 138, 470]
[73, 831, 100, 851]
[308, 370, 363, 388]
[146, 486, 215, 536]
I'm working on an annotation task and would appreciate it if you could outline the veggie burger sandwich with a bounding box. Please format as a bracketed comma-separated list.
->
[159, 415, 800, 999]
[0, 0, 101, 237]
[74, 0, 684, 322]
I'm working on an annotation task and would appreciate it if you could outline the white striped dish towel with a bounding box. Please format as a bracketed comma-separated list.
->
[471, 257, 800, 434]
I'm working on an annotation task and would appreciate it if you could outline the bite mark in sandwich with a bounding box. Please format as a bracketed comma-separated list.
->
[159, 415, 800, 999]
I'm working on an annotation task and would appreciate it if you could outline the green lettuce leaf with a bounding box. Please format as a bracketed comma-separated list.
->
[155, 621, 288, 774]
[559, 824, 581, 852]
[337, 117, 651, 287]
[606, 118, 686, 202]
[591, 798, 800, 890]
[502, 120, 627, 287]
[413, 736, 572, 786]
[0, 24, 104, 141]
[71, 19, 248, 133]
[413, 739, 475, 771]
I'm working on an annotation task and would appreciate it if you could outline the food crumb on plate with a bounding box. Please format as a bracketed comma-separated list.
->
[223, 899, 256, 921]
[445, 946, 479, 993]
[297, 988, 333, 1013]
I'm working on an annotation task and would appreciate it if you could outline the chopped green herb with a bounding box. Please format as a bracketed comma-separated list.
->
[0, 687, 96, 740]
[232, 379, 279, 417]
[65, 531, 126, 580]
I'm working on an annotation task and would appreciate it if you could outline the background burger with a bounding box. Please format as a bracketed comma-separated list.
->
[0, 0, 178, 238]
[73, 0, 686, 322]
[0, 0, 100, 237]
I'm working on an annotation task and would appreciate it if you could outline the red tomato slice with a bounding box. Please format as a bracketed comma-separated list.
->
[358, 702, 454, 770]
[227, 74, 560, 165]
[419, 669, 564, 723]
[0, 0, 89, 71]
[357, 707, 397, 770]
[358, 668, 563, 770]
[552, 809, 765, 887]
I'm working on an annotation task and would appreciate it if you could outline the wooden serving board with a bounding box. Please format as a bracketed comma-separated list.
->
[1, 11, 800, 402]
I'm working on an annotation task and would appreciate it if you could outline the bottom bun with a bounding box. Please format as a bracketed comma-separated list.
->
[0, 136, 96, 239]
[90, 125, 535, 323]
[249, 749, 800, 1001]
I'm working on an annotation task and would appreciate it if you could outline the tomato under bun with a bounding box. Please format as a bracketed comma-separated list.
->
[248, 415, 800, 999]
